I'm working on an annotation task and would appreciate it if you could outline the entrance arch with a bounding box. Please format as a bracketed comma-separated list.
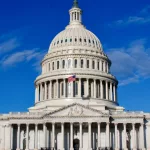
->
[73, 138, 79, 150]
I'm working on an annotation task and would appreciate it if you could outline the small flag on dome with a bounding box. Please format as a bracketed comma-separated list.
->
[68, 75, 76, 82]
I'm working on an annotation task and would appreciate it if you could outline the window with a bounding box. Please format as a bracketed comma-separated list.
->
[80, 38, 82, 42]
[57, 61, 59, 69]
[81, 80, 84, 97]
[92, 61, 95, 69]
[84, 39, 86, 42]
[97, 61, 99, 70]
[61, 40, 63, 43]
[75, 38, 77, 42]
[65, 39, 67, 42]
[87, 60, 89, 68]
[62, 60, 65, 69]
[57, 41, 59, 44]
[89, 39, 91, 43]
[81, 59, 83, 68]
[52, 62, 54, 70]
[70, 38, 72, 42]
[75, 59, 77, 68]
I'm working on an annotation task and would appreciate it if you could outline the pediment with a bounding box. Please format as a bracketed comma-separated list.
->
[44, 103, 108, 118]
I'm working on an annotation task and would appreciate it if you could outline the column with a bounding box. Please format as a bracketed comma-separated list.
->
[40, 83, 43, 101]
[45, 82, 47, 100]
[2, 125, 5, 150]
[71, 81, 74, 97]
[70, 123, 73, 150]
[17, 124, 20, 150]
[64, 79, 66, 98]
[94, 79, 96, 98]
[10, 124, 13, 150]
[110, 83, 113, 101]
[106, 123, 110, 149]
[123, 123, 127, 150]
[56, 80, 59, 98]
[35, 124, 38, 150]
[35, 85, 39, 103]
[97, 122, 101, 149]
[100, 61, 102, 71]
[106, 81, 108, 100]
[80, 123, 83, 150]
[78, 78, 81, 97]
[43, 123, 47, 147]
[26, 124, 29, 150]
[113, 84, 116, 102]
[87, 79, 89, 97]
[132, 123, 136, 150]
[61, 123, 65, 150]
[52, 123, 55, 149]
[49, 81, 52, 99]
[115, 123, 118, 150]
[100, 80, 103, 99]
[88, 123, 92, 150]
[140, 123, 145, 150]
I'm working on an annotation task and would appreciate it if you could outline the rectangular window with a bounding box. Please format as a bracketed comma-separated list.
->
[87, 60, 89, 68]
[52, 62, 54, 70]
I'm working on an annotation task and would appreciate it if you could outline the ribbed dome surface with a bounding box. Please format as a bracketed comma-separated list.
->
[49, 24, 102, 52]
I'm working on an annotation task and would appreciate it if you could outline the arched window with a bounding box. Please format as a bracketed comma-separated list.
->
[75, 59, 77, 68]
[87, 60, 89, 68]
[52, 62, 54, 70]
[62, 60, 65, 69]
[68, 59, 71, 68]
[92, 61, 95, 69]
[97, 61, 99, 70]
[57, 61, 59, 69]
[81, 59, 83, 68]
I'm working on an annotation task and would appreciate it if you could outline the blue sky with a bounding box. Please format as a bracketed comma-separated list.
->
[0, 0, 150, 113]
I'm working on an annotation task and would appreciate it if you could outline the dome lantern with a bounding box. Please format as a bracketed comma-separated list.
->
[69, 0, 82, 25]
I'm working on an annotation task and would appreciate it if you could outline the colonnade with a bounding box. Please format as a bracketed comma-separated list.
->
[35, 78, 117, 103]
[8, 122, 145, 150]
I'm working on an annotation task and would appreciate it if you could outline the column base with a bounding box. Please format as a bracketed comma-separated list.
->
[88, 148, 92, 150]
[70, 148, 74, 150]
[115, 148, 119, 150]
[16, 149, 20, 150]
[123, 149, 128, 150]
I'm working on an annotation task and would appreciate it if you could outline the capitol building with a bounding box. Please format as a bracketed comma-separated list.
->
[1, 1, 150, 150]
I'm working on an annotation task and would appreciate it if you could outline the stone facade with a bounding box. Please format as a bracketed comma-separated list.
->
[0, 1, 150, 150]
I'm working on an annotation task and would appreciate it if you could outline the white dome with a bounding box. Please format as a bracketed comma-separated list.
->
[48, 3, 102, 52]
[49, 24, 102, 52]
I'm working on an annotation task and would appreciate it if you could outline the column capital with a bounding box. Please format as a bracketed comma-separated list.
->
[106, 122, 110, 125]
[17, 124, 21, 127]
[52, 122, 55, 125]
[79, 122, 83, 125]
[97, 122, 101, 124]
[114, 123, 118, 126]
[140, 123, 144, 126]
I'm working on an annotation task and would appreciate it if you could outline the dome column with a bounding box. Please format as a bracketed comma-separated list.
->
[100, 80, 103, 99]
[106, 81, 108, 100]
[113, 84, 116, 102]
[94, 79, 96, 98]
[86, 79, 89, 97]
[78, 78, 81, 98]
[49, 81, 52, 100]
[63, 79, 66, 98]
[44, 82, 47, 100]
[110, 82, 113, 101]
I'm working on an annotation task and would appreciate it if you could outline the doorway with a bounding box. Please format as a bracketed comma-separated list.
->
[73, 138, 79, 150]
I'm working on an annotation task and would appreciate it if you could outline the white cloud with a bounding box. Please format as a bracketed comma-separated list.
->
[0, 38, 20, 55]
[107, 39, 150, 86]
[1, 49, 46, 71]
[110, 6, 150, 26]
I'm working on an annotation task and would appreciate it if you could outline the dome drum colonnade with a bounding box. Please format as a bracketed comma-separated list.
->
[8, 121, 145, 150]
